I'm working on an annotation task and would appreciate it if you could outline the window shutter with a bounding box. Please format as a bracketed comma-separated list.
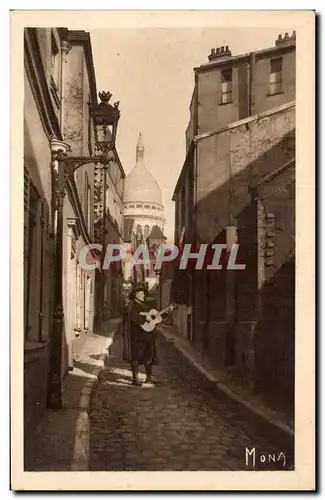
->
[269, 58, 283, 95]
[269, 73, 282, 94]
[220, 81, 233, 104]
[24, 167, 30, 256]
[221, 81, 232, 93]
[270, 57, 282, 74]
[269, 72, 282, 84]
[42, 199, 50, 244]
[24, 167, 30, 335]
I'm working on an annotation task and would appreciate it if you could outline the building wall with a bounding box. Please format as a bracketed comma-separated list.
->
[230, 163, 295, 413]
[62, 38, 97, 351]
[24, 28, 109, 433]
[172, 101, 295, 410]
[193, 104, 294, 374]
[34, 28, 62, 124]
[197, 63, 241, 134]
[24, 73, 54, 344]
[94, 151, 125, 324]
[172, 36, 296, 415]
[64, 43, 95, 237]
[185, 87, 197, 151]
[196, 103, 295, 243]
[104, 210, 124, 318]
[254, 166, 295, 410]
[106, 163, 124, 235]
[252, 50, 296, 115]
[24, 28, 59, 433]
[105, 159, 124, 318]
[189, 39, 295, 137]
[174, 159, 194, 247]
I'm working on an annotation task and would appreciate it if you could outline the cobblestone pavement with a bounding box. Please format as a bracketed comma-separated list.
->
[89, 330, 294, 471]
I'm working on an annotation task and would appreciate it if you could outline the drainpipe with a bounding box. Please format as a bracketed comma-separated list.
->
[190, 71, 199, 344]
[59, 40, 72, 133]
[193, 70, 199, 230]
[225, 130, 237, 366]
[249, 51, 255, 117]
[38, 202, 44, 342]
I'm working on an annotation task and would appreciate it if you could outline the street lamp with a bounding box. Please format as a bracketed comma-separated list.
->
[91, 91, 120, 154]
[48, 91, 120, 410]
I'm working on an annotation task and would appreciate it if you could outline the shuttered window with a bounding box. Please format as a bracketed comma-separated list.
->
[220, 68, 233, 104]
[24, 166, 53, 343]
[269, 57, 283, 95]
[24, 167, 40, 340]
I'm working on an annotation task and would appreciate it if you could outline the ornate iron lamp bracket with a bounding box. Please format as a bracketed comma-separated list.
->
[52, 147, 113, 209]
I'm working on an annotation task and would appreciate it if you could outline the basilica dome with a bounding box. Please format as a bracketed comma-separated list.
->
[124, 133, 163, 206]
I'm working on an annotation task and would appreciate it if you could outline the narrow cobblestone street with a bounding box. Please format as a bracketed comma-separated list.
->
[89, 330, 294, 471]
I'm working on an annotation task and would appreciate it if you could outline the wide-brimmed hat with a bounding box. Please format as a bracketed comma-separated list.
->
[133, 283, 147, 294]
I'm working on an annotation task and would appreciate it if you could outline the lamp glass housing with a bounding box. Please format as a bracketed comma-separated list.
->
[95, 123, 113, 149]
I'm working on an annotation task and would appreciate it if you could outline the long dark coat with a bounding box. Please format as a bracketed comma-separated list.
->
[122, 299, 158, 365]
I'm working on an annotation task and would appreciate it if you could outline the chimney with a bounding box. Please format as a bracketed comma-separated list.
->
[275, 30, 296, 46]
[208, 45, 232, 62]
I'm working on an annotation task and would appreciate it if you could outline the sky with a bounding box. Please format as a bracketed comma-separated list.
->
[90, 26, 296, 242]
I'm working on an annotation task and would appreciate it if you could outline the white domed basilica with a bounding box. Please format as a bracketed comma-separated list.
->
[124, 133, 165, 241]
[123, 134, 166, 290]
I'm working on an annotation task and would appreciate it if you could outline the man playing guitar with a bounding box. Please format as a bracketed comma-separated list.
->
[122, 283, 175, 386]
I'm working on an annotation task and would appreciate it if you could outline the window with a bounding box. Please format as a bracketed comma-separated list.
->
[105, 186, 110, 215]
[24, 168, 40, 340]
[151, 205, 157, 210]
[51, 33, 60, 91]
[144, 204, 150, 209]
[269, 57, 283, 95]
[220, 68, 233, 104]
[136, 204, 142, 208]
[129, 204, 135, 208]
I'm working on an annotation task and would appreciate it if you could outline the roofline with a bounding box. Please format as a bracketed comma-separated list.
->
[173, 100, 295, 200]
[255, 158, 295, 189]
[112, 147, 126, 179]
[195, 40, 295, 73]
[194, 100, 295, 142]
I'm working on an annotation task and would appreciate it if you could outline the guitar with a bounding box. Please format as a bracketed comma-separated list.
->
[139, 304, 177, 332]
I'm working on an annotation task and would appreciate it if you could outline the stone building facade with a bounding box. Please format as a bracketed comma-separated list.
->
[94, 149, 125, 326]
[24, 27, 61, 433]
[171, 32, 296, 416]
[59, 29, 99, 373]
[24, 27, 111, 432]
